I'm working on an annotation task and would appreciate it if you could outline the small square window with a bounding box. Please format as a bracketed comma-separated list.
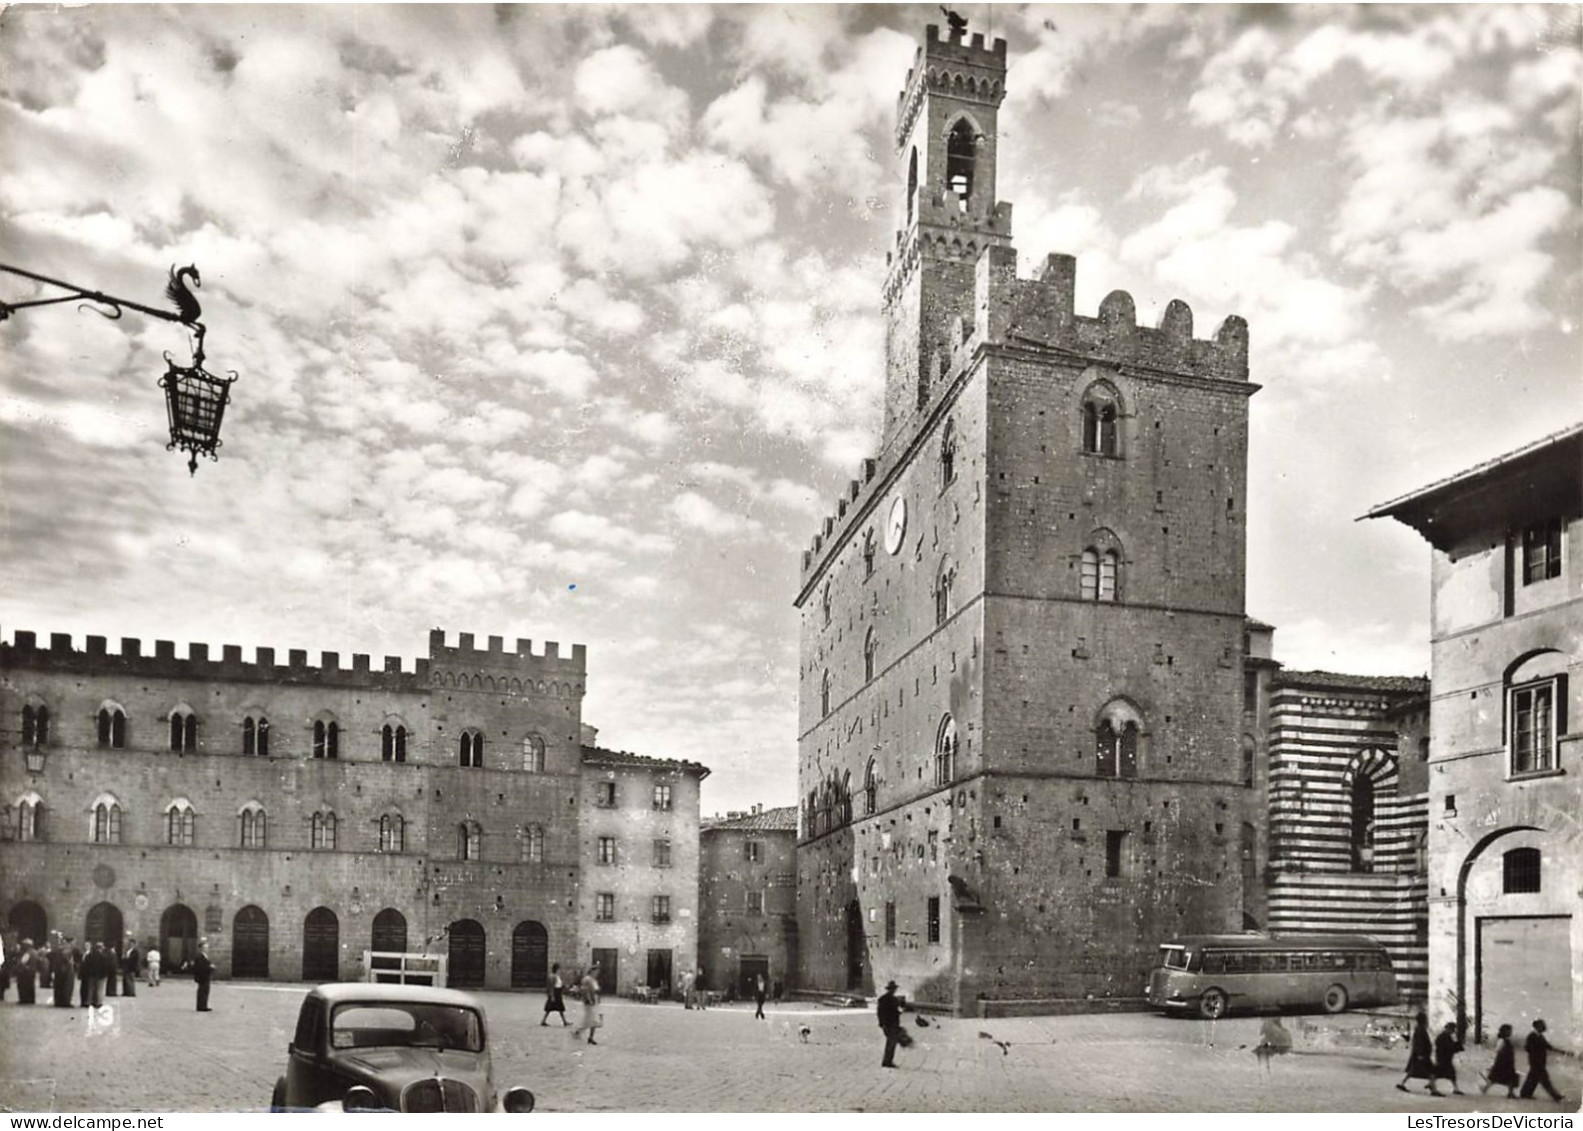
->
[595, 893, 614, 922]
[1522, 518, 1563, 585]
[652, 838, 672, 868]
[746, 890, 764, 915]
[597, 836, 617, 865]
[745, 840, 763, 864]
[596, 781, 617, 808]
[651, 894, 671, 924]
[1105, 830, 1128, 878]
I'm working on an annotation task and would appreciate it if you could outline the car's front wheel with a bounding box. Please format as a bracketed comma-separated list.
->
[269, 1078, 287, 1113]
[1198, 988, 1228, 1020]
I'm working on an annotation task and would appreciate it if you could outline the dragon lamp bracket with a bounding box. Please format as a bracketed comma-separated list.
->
[0, 261, 238, 475]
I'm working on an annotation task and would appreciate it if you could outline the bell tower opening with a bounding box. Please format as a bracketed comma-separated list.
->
[946, 119, 976, 210]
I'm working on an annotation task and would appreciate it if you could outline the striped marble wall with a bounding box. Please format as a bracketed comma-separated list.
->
[1264, 674, 1430, 1002]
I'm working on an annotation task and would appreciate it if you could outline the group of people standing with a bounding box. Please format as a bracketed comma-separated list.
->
[1399, 1012, 1566, 1103]
[1, 934, 214, 1012]
[0, 933, 153, 1007]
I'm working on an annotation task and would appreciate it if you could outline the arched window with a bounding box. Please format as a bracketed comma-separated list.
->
[169, 708, 198, 752]
[97, 704, 127, 748]
[93, 797, 122, 844]
[820, 670, 831, 717]
[313, 719, 339, 760]
[935, 557, 956, 627]
[1350, 775, 1376, 872]
[935, 715, 959, 786]
[460, 730, 484, 768]
[840, 771, 852, 824]
[240, 803, 267, 849]
[382, 724, 407, 763]
[242, 715, 271, 757]
[864, 628, 878, 682]
[1507, 651, 1565, 777]
[906, 147, 919, 225]
[1241, 735, 1256, 788]
[15, 792, 43, 841]
[1502, 847, 1541, 894]
[1080, 383, 1122, 456]
[522, 734, 546, 773]
[1095, 701, 1144, 779]
[311, 810, 338, 850]
[379, 813, 405, 853]
[21, 704, 49, 747]
[863, 760, 877, 816]
[940, 419, 957, 487]
[1079, 548, 1121, 601]
[459, 821, 482, 861]
[946, 118, 977, 209]
[165, 800, 196, 846]
[821, 582, 832, 627]
[863, 528, 877, 578]
[521, 823, 544, 863]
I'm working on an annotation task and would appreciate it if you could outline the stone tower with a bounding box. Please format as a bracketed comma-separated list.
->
[881, 25, 1013, 457]
[795, 22, 1257, 1015]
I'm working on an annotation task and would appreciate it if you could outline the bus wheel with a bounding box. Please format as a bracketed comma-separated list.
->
[1322, 984, 1349, 1013]
[1198, 989, 1227, 1020]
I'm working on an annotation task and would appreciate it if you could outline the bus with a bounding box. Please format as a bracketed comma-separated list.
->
[1145, 933, 1399, 1019]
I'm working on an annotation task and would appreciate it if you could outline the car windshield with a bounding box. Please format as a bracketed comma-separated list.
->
[330, 1003, 484, 1053]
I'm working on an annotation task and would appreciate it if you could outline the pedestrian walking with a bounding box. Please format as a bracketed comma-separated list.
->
[1254, 1015, 1293, 1073]
[193, 942, 213, 1012]
[1397, 1010, 1435, 1093]
[1519, 1019, 1565, 1102]
[541, 963, 569, 1026]
[121, 935, 139, 997]
[146, 946, 161, 987]
[1479, 1023, 1521, 1098]
[878, 980, 905, 1068]
[1431, 1021, 1465, 1095]
[754, 974, 768, 1020]
[680, 968, 695, 1009]
[571, 964, 601, 1045]
[104, 941, 119, 998]
[695, 967, 708, 1010]
[14, 940, 38, 1004]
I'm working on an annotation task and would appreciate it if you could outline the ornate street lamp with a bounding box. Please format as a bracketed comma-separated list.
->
[23, 748, 47, 774]
[0, 262, 238, 474]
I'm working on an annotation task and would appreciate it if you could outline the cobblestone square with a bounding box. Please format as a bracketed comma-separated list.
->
[1, 982, 1577, 1113]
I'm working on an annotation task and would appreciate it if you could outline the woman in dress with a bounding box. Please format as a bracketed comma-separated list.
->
[540, 963, 569, 1027]
[1397, 1010, 1436, 1093]
[1479, 1024, 1521, 1098]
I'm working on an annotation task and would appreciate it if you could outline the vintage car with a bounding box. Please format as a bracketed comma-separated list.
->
[270, 983, 535, 1113]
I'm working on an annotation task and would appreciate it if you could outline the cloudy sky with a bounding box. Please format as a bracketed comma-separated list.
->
[1, 4, 1578, 815]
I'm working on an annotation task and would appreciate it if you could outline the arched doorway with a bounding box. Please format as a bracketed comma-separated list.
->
[302, 907, 339, 982]
[371, 908, 407, 953]
[448, 919, 485, 988]
[85, 901, 124, 949]
[8, 900, 48, 945]
[370, 909, 408, 982]
[160, 903, 199, 973]
[233, 906, 270, 978]
[510, 921, 548, 989]
[845, 900, 865, 992]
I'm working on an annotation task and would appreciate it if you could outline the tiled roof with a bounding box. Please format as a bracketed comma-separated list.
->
[702, 804, 799, 832]
[580, 745, 710, 777]
[1274, 670, 1428, 694]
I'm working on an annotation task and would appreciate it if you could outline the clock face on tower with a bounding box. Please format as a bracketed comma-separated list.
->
[885, 496, 908, 554]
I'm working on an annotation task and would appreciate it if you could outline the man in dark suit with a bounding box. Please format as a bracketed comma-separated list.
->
[193, 942, 214, 1012]
[1520, 1019, 1565, 1102]
[877, 980, 904, 1068]
[121, 935, 139, 998]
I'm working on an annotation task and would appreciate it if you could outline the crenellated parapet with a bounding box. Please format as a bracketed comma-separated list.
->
[425, 628, 586, 699]
[972, 246, 1250, 383]
[1, 627, 428, 688]
[895, 24, 1008, 150]
[1, 626, 590, 696]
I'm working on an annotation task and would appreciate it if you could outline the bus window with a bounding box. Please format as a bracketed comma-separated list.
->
[1261, 954, 1287, 972]
[1159, 946, 1190, 970]
[1202, 952, 1226, 974]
